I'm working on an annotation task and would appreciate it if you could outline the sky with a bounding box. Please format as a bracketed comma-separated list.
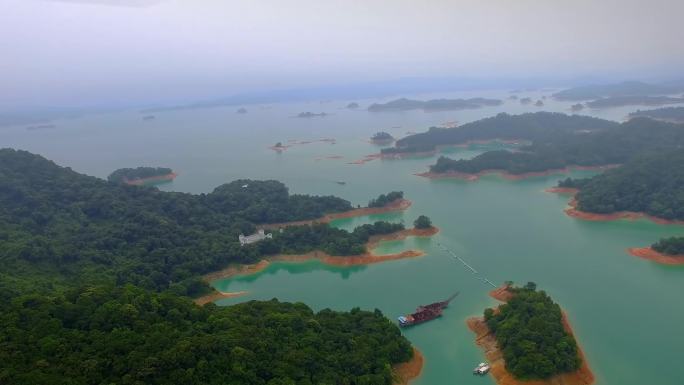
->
[2, 0, 684, 109]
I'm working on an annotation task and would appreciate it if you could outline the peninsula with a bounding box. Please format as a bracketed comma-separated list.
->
[628, 241, 684, 265]
[468, 283, 594, 385]
[554, 149, 684, 223]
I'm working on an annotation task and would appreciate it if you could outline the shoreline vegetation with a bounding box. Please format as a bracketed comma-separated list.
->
[417, 165, 617, 181]
[197, 226, 440, 303]
[547, 189, 684, 225]
[467, 284, 594, 385]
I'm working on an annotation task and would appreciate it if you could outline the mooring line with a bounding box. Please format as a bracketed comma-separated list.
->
[437, 242, 497, 288]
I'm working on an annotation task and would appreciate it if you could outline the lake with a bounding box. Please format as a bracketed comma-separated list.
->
[2, 89, 683, 385]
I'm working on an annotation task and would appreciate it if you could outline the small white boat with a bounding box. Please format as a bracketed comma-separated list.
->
[473, 362, 491, 375]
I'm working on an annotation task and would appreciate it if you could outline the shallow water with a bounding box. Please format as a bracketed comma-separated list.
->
[2, 90, 683, 385]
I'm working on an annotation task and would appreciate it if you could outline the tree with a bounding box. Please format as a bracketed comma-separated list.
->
[413, 215, 432, 229]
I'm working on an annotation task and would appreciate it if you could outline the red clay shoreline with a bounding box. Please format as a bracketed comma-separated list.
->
[467, 285, 595, 385]
[627, 247, 684, 265]
[547, 189, 684, 225]
[201, 226, 438, 283]
[417, 164, 619, 182]
[124, 172, 177, 186]
[393, 347, 424, 385]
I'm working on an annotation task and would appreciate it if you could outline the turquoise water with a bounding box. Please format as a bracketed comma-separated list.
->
[2, 90, 683, 385]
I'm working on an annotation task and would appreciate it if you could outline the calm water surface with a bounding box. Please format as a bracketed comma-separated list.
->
[2, 90, 683, 385]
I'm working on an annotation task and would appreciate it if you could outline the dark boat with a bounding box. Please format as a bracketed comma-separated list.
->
[397, 292, 459, 327]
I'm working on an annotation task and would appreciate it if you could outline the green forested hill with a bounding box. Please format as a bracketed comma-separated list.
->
[0, 149, 398, 296]
[558, 149, 684, 220]
[427, 116, 684, 175]
[383, 112, 618, 155]
[0, 285, 413, 385]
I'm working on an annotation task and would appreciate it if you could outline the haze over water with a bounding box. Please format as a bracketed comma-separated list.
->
[3, 90, 683, 385]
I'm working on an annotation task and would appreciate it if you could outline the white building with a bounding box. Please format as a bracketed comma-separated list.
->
[239, 229, 273, 246]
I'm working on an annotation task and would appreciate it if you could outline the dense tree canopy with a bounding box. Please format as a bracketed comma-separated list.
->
[652, 237, 684, 255]
[383, 112, 617, 155]
[0, 285, 413, 385]
[424, 115, 684, 175]
[368, 191, 404, 208]
[256, 221, 405, 257]
[413, 215, 432, 229]
[108, 167, 174, 183]
[484, 284, 581, 380]
[558, 149, 684, 220]
[0, 149, 402, 296]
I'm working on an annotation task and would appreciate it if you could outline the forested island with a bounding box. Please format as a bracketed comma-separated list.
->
[629, 106, 684, 123]
[0, 148, 424, 383]
[556, 149, 684, 221]
[468, 283, 592, 385]
[552, 81, 679, 101]
[0, 287, 414, 385]
[407, 114, 684, 177]
[371, 131, 395, 144]
[108, 166, 176, 185]
[368, 97, 502, 112]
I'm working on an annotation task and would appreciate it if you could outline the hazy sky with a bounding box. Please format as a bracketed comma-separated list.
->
[2, 0, 683, 108]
